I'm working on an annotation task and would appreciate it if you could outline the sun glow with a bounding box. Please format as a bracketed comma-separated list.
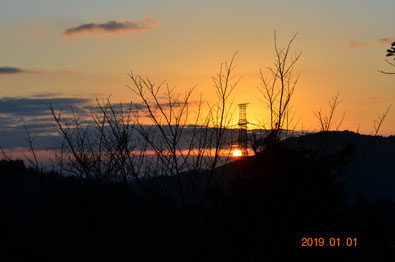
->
[233, 149, 242, 157]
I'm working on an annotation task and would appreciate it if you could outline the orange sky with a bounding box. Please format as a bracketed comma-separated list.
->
[0, 0, 394, 139]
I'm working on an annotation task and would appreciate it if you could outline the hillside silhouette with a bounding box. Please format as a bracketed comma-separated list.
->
[1, 131, 394, 261]
[284, 131, 395, 202]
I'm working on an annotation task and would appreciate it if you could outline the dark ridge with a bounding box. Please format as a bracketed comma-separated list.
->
[1, 131, 394, 261]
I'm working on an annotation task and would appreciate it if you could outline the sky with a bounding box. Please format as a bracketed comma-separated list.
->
[0, 0, 394, 151]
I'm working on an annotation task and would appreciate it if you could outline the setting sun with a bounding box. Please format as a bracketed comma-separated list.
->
[233, 149, 242, 157]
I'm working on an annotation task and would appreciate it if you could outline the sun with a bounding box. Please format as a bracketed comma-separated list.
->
[233, 149, 242, 157]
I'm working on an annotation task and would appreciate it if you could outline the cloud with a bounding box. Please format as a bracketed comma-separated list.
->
[0, 67, 45, 75]
[59, 70, 73, 75]
[348, 37, 395, 49]
[0, 95, 240, 151]
[0, 97, 91, 116]
[63, 14, 159, 37]
[31, 93, 61, 98]
[0, 67, 25, 74]
[348, 41, 369, 49]
[370, 96, 384, 101]
[34, 31, 48, 38]
[0, 67, 75, 76]
[376, 38, 395, 46]
[0, 96, 94, 149]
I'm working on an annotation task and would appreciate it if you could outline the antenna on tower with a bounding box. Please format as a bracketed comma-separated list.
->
[238, 103, 249, 156]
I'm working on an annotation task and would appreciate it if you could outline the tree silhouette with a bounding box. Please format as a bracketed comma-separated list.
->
[379, 42, 395, 74]
[252, 32, 302, 153]
[386, 42, 395, 57]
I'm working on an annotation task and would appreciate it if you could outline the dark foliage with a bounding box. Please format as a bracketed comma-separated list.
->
[386, 42, 395, 58]
[380, 41, 395, 74]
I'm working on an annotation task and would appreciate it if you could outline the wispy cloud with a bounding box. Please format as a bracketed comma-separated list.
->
[34, 31, 48, 38]
[370, 96, 385, 101]
[376, 38, 395, 46]
[0, 67, 44, 75]
[0, 67, 25, 74]
[62, 14, 159, 37]
[59, 70, 73, 75]
[0, 67, 79, 76]
[31, 93, 62, 98]
[348, 37, 395, 49]
[348, 41, 370, 49]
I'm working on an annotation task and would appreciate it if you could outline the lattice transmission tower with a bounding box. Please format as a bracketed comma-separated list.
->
[238, 103, 249, 156]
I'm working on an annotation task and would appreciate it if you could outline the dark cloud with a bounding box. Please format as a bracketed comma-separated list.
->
[63, 15, 159, 37]
[0, 68, 75, 76]
[86, 101, 145, 115]
[0, 67, 45, 75]
[0, 96, 93, 150]
[0, 96, 146, 150]
[0, 97, 91, 116]
[0, 96, 246, 151]
[0, 67, 25, 74]
[0, 122, 55, 136]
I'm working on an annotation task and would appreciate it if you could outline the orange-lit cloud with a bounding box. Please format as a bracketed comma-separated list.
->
[34, 31, 48, 38]
[62, 14, 159, 37]
[370, 96, 385, 101]
[348, 41, 370, 49]
[348, 37, 395, 49]
[59, 70, 73, 75]
[376, 38, 395, 46]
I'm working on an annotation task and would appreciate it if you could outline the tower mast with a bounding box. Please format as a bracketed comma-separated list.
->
[238, 103, 249, 156]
